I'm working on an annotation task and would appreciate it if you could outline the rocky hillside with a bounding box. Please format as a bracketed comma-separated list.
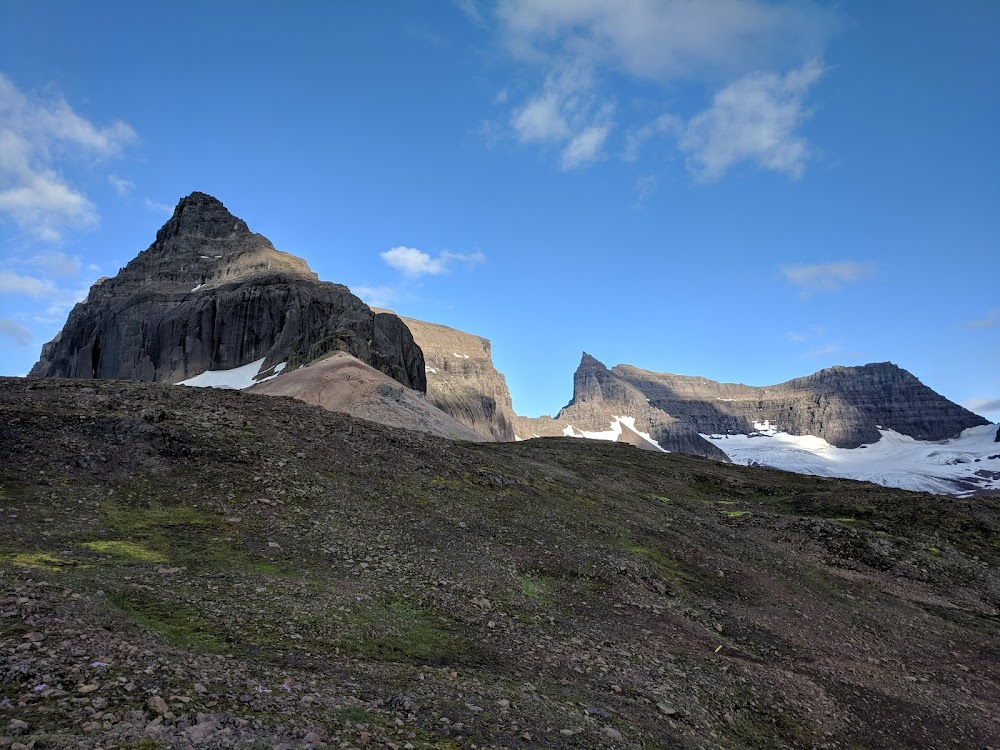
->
[29, 193, 425, 392]
[1, 377, 998, 749]
[376, 311, 517, 441]
[518, 354, 989, 459]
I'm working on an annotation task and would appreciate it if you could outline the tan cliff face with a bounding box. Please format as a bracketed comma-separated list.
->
[373, 311, 517, 442]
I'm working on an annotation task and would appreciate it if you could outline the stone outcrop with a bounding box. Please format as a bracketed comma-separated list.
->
[374, 311, 517, 442]
[30, 193, 425, 392]
[516, 354, 989, 457]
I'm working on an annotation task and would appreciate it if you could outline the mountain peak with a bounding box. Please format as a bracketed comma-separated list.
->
[155, 191, 250, 243]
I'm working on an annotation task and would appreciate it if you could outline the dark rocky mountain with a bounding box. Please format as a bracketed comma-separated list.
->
[516, 354, 731, 460]
[515, 354, 989, 457]
[375, 311, 517, 442]
[29, 192, 425, 392]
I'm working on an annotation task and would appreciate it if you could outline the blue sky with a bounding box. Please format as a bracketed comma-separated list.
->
[1, 1, 997, 420]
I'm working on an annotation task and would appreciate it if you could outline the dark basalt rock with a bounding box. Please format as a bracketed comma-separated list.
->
[29, 192, 426, 391]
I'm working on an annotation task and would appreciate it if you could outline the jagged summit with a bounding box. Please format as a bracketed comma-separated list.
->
[29, 192, 425, 391]
[155, 191, 251, 242]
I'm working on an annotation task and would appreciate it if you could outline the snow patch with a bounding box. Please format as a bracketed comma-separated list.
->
[703, 424, 1000, 496]
[452, 352, 470, 359]
[425, 366, 438, 374]
[191, 283, 204, 292]
[562, 416, 666, 452]
[179, 359, 286, 390]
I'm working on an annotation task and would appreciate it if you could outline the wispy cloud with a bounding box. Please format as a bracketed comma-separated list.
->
[634, 174, 656, 203]
[108, 174, 134, 197]
[492, 1, 838, 177]
[0, 319, 32, 347]
[380, 246, 486, 278]
[785, 325, 825, 343]
[144, 198, 173, 215]
[0, 73, 136, 241]
[510, 61, 614, 170]
[0, 271, 58, 298]
[16, 251, 82, 278]
[804, 342, 841, 358]
[780, 261, 875, 296]
[353, 285, 404, 309]
[678, 60, 824, 180]
[967, 308, 1000, 329]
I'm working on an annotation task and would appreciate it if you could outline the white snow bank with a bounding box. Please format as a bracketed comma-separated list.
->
[562, 416, 666, 452]
[179, 359, 286, 390]
[703, 424, 1000, 496]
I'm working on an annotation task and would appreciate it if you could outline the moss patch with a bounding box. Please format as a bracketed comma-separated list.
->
[5, 551, 73, 571]
[82, 540, 167, 563]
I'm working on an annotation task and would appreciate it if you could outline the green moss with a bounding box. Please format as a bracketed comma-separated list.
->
[518, 574, 555, 602]
[108, 590, 229, 654]
[82, 540, 167, 563]
[720, 510, 750, 519]
[340, 598, 475, 665]
[6, 551, 73, 570]
[925, 546, 942, 556]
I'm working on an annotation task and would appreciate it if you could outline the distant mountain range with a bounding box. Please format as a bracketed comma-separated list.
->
[29, 193, 998, 496]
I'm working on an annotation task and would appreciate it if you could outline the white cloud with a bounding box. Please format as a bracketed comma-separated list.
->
[493, 1, 837, 177]
[144, 198, 173, 215]
[676, 60, 824, 180]
[17, 251, 82, 278]
[354, 285, 403, 309]
[967, 308, 1000, 329]
[108, 174, 134, 197]
[786, 325, 825, 343]
[380, 246, 486, 277]
[0, 73, 136, 241]
[780, 261, 875, 296]
[0, 271, 58, 298]
[0, 319, 32, 347]
[634, 174, 656, 203]
[499, 0, 836, 78]
[509, 61, 614, 169]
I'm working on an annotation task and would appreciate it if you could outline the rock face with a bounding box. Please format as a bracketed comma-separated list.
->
[29, 192, 425, 392]
[515, 354, 731, 460]
[247, 351, 484, 442]
[516, 354, 989, 457]
[374, 311, 517, 442]
[613, 360, 989, 448]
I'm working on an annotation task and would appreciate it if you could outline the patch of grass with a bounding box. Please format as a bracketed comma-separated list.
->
[108, 590, 229, 654]
[5, 551, 74, 570]
[925, 546, 942, 556]
[518, 574, 555, 602]
[330, 706, 385, 725]
[341, 598, 475, 666]
[720, 510, 750, 519]
[652, 494, 672, 503]
[82, 540, 167, 563]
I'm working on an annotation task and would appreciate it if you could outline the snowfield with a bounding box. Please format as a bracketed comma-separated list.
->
[178, 359, 286, 390]
[702, 424, 1000, 496]
[562, 416, 666, 452]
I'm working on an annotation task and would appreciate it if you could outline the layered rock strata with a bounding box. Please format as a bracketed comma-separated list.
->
[373, 311, 517, 442]
[516, 354, 989, 458]
[30, 193, 425, 392]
